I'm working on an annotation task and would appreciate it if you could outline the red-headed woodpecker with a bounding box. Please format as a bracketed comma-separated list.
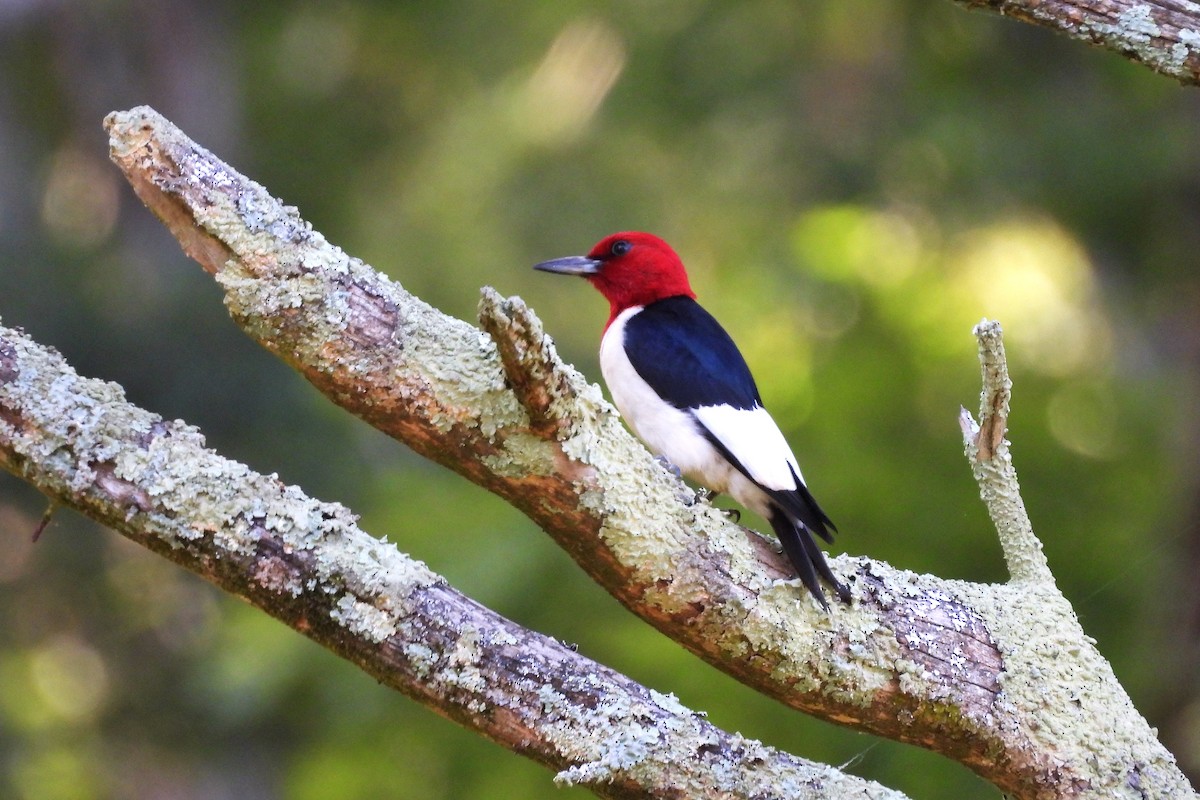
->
[535, 231, 850, 608]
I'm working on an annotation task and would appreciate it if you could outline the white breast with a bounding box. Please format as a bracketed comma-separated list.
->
[599, 308, 743, 502]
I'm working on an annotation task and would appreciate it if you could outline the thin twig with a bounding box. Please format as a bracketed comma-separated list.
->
[30, 501, 55, 542]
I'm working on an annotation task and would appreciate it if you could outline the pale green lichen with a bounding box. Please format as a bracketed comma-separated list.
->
[1116, 4, 1161, 43]
[549, 684, 664, 787]
[553, 721, 658, 786]
[92, 108, 1195, 796]
[480, 432, 559, 478]
[215, 232, 528, 444]
[401, 642, 437, 680]
[965, 321, 1052, 585]
[547, 677, 906, 798]
[488, 627, 519, 647]
[1063, 3, 1199, 82]
[570, 418, 700, 582]
[445, 625, 488, 699]
[1168, 27, 1200, 73]
[953, 578, 1191, 795]
[330, 593, 398, 643]
[0, 323, 441, 651]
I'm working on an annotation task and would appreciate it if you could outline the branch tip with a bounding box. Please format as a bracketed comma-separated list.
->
[962, 320, 1051, 585]
[31, 501, 55, 542]
[105, 106, 238, 276]
[972, 318, 1011, 461]
[478, 287, 574, 435]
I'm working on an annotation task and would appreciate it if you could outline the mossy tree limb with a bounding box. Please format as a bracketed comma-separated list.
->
[956, 0, 1200, 85]
[0, 323, 904, 800]
[7, 105, 1177, 798]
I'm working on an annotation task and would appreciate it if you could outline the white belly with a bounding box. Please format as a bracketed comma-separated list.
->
[599, 307, 775, 516]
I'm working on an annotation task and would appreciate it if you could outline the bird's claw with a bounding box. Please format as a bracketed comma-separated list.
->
[690, 489, 740, 522]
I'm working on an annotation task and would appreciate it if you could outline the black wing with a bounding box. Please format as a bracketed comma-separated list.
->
[622, 296, 761, 411]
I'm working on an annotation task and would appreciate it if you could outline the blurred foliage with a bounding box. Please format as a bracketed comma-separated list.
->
[1, 1, 1199, 798]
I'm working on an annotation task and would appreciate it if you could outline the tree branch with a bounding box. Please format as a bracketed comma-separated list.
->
[0, 323, 904, 800]
[958, 0, 1200, 85]
[75, 105, 1196, 798]
[959, 319, 1052, 584]
[960, 0, 1200, 85]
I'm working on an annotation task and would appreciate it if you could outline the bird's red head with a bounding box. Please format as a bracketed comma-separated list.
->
[534, 232, 696, 328]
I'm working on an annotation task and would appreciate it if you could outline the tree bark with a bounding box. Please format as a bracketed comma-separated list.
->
[0, 324, 902, 800]
[957, 0, 1200, 85]
[0, 105, 1191, 799]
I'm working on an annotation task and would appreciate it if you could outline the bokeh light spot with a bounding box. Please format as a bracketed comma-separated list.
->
[40, 146, 119, 250]
[516, 19, 625, 144]
[273, 8, 359, 97]
[952, 219, 1109, 376]
[30, 636, 110, 724]
[1046, 381, 1120, 459]
[792, 205, 923, 288]
[12, 745, 101, 800]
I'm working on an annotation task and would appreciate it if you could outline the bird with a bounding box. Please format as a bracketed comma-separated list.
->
[534, 231, 850, 608]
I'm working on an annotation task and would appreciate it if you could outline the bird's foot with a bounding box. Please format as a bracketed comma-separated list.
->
[656, 456, 699, 506]
[654, 455, 683, 479]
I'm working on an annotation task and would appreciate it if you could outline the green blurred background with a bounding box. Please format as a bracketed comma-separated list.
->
[1, 1, 1198, 797]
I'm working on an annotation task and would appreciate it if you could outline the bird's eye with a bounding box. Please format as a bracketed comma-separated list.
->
[610, 239, 632, 257]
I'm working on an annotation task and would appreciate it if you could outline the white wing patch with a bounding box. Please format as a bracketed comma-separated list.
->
[692, 404, 803, 492]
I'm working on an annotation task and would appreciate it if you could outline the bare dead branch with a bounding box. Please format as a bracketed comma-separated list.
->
[86, 106, 1197, 799]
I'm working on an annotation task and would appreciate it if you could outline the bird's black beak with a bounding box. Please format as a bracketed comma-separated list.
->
[533, 255, 602, 276]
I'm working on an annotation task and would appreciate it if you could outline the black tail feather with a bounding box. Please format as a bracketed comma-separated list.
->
[797, 521, 852, 604]
[766, 465, 837, 543]
[768, 511, 849, 609]
[696, 434, 847, 604]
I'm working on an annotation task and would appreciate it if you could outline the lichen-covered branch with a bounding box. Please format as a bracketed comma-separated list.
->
[99, 106, 1194, 798]
[0, 323, 905, 800]
[957, 0, 1200, 85]
[959, 319, 1052, 584]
